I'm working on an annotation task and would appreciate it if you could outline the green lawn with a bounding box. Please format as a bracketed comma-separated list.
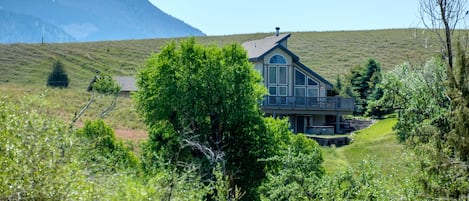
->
[321, 118, 401, 174]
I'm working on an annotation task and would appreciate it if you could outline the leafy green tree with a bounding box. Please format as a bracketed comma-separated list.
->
[260, 129, 324, 201]
[345, 58, 384, 116]
[91, 73, 121, 95]
[377, 58, 448, 142]
[136, 38, 272, 200]
[376, 55, 469, 198]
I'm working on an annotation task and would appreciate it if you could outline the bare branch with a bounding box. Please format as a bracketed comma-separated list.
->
[70, 90, 95, 129]
[182, 138, 225, 165]
[100, 94, 118, 118]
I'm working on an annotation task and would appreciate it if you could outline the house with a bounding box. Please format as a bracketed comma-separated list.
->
[113, 30, 354, 133]
[242, 28, 354, 134]
[113, 76, 137, 96]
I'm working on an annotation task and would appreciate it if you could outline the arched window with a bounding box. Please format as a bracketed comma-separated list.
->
[269, 55, 287, 64]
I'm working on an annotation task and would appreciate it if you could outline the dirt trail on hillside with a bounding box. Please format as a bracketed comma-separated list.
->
[114, 129, 148, 143]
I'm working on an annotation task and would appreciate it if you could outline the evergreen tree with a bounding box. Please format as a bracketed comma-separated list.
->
[345, 58, 383, 116]
[46, 60, 69, 88]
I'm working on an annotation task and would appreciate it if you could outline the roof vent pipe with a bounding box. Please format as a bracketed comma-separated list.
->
[275, 27, 280, 36]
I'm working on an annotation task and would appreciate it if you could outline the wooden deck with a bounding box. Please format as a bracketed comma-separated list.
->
[262, 96, 355, 113]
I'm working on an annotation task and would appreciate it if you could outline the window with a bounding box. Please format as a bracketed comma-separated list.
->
[269, 66, 276, 84]
[308, 77, 318, 86]
[295, 87, 306, 105]
[279, 66, 287, 84]
[269, 86, 277, 95]
[307, 88, 319, 97]
[295, 69, 320, 98]
[295, 87, 305, 97]
[268, 86, 279, 105]
[270, 55, 287, 64]
[268, 55, 288, 105]
[279, 86, 287, 96]
[295, 70, 306, 85]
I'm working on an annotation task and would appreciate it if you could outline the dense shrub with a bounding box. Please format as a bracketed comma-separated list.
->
[91, 73, 121, 95]
[0, 96, 95, 200]
[76, 119, 139, 172]
[260, 118, 325, 200]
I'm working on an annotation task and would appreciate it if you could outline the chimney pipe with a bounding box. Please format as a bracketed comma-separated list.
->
[275, 27, 280, 36]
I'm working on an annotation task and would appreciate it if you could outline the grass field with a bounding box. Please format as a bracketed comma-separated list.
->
[320, 118, 421, 196]
[0, 29, 450, 89]
[0, 84, 146, 142]
[321, 118, 401, 174]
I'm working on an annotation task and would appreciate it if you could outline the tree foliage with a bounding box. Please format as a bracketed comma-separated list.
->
[260, 131, 324, 201]
[76, 119, 139, 172]
[377, 53, 469, 198]
[0, 96, 95, 200]
[392, 0, 469, 197]
[377, 58, 448, 142]
[91, 73, 121, 96]
[344, 58, 386, 117]
[46, 60, 69, 88]
[135, 38, 273, 200]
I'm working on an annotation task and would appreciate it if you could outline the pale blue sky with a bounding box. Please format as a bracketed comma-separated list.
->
[150, 0, 422, 35]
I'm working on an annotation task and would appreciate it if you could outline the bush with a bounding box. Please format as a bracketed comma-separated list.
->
[75, 119, 139, 172]
[0, 96, 95, 200]
[46, 60, 69, 88]
[260, 120, 325, 200]
[91, 73, 121, 95]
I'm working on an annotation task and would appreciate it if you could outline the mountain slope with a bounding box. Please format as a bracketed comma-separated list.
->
[0, 10, 75, 43]
[0, 29, 445, 89]
[0, 0, 205, 43]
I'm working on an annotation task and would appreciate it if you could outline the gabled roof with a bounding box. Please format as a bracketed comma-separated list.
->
[242, 33, 291, 61]
[242, 33, 333, 89]
[113, 76, 137, 92]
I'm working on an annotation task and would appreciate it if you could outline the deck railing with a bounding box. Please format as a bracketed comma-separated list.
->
[262, 96, 355, 111]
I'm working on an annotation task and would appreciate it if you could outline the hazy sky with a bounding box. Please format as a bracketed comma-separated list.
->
[150, 0, 422, 36]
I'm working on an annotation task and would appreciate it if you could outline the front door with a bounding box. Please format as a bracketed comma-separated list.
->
[297, 116, 305, 133]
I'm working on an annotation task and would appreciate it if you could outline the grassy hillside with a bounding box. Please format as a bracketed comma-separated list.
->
[320, 118, 415, 177]
[0, 29, 445, 88]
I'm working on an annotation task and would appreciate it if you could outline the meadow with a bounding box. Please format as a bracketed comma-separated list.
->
[0, 29, 454, 199]
[0, 29, 444, 88]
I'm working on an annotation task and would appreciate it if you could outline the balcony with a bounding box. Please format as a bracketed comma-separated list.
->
[261, 96, 355, 112]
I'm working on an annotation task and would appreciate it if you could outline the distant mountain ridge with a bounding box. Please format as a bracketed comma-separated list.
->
[0, 0, 205, 43]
